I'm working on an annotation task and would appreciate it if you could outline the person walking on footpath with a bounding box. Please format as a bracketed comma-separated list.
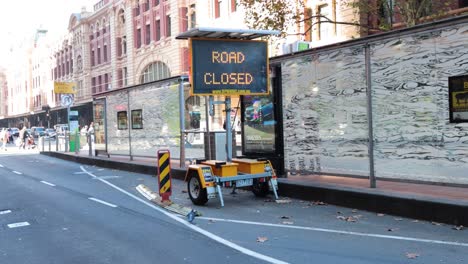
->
[87, 122, 95, 154]
[18, 126, 27, 149]
[0, 128, 8, 151]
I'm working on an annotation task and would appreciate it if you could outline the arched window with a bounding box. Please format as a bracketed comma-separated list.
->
[140, 61, 170, 83]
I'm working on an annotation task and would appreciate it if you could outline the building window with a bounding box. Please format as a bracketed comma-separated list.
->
[103, 27, 106, 34]
[144, 0, 149, 11]
[318, 4, 331, 40]
[140, 61, 170, 83]
[231, 0, 237, 12]
[91, 50, 95, 66]
[131, 109, 143, 129]
[97, 47, 101, 64]
[155, 20, 161, 40]
[122, 36, 127, 54]
[304, 8, 312, 41]
[135, 5, 140, 16]
[190, 4, 196, 28]
[104, 74, 109, 90]
[103, 44, 107, 62]
[77, 56, 82, 71]
[70, 59, 73, 73]
[137, 28, 142, 48]
[123, 67, 128, 86]
[92, 77, 96, 94]
[166, 15, 171, 37]
[145, 24, 151, 45]
[117, 111, 128, 130]
[98, 75, 102, 92]
[153, 0, 159, 6]
[214, 0, 220, 18]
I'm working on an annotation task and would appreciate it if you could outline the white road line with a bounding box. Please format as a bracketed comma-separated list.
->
[12, 171, 22, 175]
[197, 217, 468, 248]
[40, 181, 56, 187]
[94, 176, 121, 180]
[7, 222, 30, 228]
[0, 210, 12, 215]
[80, 166, 288, 264]
[88, 197, 118, 208]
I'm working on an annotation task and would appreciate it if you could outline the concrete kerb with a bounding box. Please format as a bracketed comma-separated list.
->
[278, 180, 468, 226]
[41, 151, 187, 180]
[41, 151, 468, 226]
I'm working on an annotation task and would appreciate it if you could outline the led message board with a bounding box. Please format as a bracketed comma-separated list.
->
[189, 38, 269, 95]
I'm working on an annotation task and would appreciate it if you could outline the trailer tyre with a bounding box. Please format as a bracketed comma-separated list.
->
[252, 179, 269, 197]
[188, 172, 208, 205]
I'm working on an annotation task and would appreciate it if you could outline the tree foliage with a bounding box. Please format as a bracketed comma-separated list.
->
[347, 0, 452, 30]
[238, 0, 304, 36]
[239, 0, 453, 38]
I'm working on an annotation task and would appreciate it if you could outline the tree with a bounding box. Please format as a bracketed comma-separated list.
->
[239, 0, 453, 38]
[347, 0, 452, 31]
[239, 0, 367, 38]
[238, 0, 304, 37]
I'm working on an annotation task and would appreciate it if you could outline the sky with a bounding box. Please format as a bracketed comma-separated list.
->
[0, 0, 96, 67]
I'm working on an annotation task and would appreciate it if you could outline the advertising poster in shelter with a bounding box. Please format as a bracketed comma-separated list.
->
[449, 75, 468, 123]
[242, 95, 276, 153]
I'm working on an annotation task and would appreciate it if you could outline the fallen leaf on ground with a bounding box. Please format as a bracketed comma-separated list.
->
[431, 222, 442, 226]
[394, 218, 403, 221]
[406, 253, 420, 259]
[337, 216, 357, 222]
[353, 215, 363, 219]
[377, 213, 385, 217]
[387, 228, 399, 232]
[282, 221, 294, 225]
[412, 220, 419, 223]
[313, 201, 327, 205]
[452, 225, 464, 231]
[280, 216, 290, 219]
[352, 209, 358, 213]
[257, 237, 268, 243]
[276, 199, 292, 204]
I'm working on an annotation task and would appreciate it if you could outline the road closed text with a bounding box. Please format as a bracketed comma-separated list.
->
[190, 39, 268, 95]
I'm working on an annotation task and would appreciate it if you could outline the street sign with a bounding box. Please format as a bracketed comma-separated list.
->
[189, 38, 269, 95]
[61, 94, 74, 107]
[54, 82, 77, 94]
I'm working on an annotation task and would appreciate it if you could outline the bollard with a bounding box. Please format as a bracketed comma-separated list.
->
[88, 134, 92, 156]
[75, 131, 80, 154]
[157, 150, 172, 202]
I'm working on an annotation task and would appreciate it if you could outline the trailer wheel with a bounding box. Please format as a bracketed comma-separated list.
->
[252, 179, 269, 197]
[187, 172, 208, 205]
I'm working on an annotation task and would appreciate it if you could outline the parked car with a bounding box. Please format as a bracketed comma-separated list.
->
[10, 127, 19, 137]
[31, 126, 46, 138]
[54, 124, 69, 136]
[45, 128, 56, 138]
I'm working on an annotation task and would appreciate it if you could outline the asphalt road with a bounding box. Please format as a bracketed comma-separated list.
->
[0, 148, 467, 264]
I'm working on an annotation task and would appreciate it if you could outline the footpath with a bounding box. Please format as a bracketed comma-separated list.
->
[41, 151, 468, 226]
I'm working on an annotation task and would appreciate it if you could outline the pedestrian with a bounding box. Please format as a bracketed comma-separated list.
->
[80, 125, 88, 136]
[19, 126, 29, 149]
[87, 122, 95, 145]
[7, 128, 13, 144]
[0, 128, 7, 151]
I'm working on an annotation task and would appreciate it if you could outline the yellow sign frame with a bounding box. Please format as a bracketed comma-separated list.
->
[54, 82, 77, 94]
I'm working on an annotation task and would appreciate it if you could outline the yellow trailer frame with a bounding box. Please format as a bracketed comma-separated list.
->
[185, 158, 278, 207]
